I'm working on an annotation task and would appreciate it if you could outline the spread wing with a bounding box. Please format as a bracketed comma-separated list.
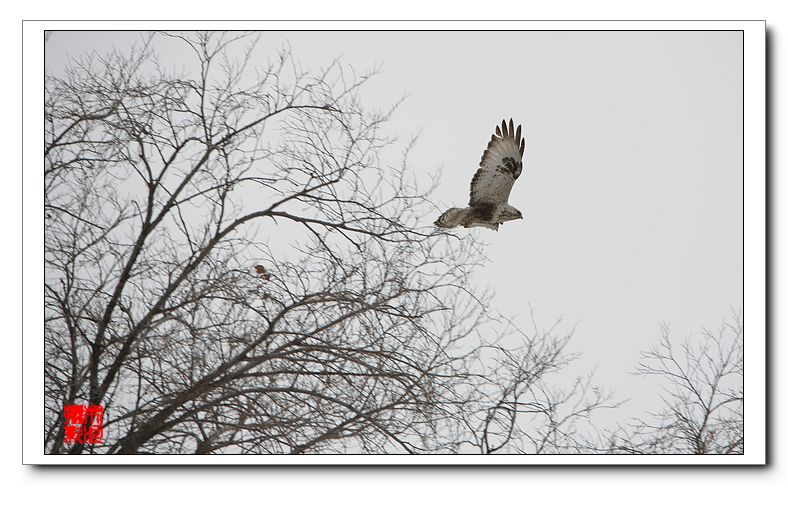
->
[468, 118, 525, 206]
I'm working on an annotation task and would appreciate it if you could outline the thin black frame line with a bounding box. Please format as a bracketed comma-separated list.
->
[34, 27, 753, 461]
[40, 29, 746, 33]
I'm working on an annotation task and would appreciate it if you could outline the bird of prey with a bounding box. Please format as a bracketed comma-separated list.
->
[434, 118, 525, 231]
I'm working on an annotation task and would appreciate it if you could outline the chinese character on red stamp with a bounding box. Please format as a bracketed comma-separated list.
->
[63, 405, 104, 445]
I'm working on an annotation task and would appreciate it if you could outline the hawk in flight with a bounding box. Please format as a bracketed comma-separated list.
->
[434, 118, 525, 231]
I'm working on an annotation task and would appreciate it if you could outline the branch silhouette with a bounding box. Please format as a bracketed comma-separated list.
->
[45, 31, 615, 455]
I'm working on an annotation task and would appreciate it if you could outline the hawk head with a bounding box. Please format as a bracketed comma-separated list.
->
[498, 207, 523, 223]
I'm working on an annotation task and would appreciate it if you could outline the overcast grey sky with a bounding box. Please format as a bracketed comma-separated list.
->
[46, 30, 743, 422]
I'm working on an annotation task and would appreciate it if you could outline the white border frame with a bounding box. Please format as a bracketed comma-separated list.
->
[23, 20, 766, 465]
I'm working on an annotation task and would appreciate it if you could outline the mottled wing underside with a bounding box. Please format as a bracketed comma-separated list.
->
[468, 118, 525, 206]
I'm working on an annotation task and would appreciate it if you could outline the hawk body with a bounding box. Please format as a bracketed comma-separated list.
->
[435, 118, 526, 231]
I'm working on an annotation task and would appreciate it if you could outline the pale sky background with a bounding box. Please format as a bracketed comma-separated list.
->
[45, 30, 743, 427]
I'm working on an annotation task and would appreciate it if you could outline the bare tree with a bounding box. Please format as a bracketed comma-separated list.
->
[44, 31, 611, 455]
[604, 313, 744, 454]
[451, 312, 619, 454]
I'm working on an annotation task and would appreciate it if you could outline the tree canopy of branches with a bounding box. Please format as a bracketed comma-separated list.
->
[605, 314, 744, 454]
[44, 31, 615, 455]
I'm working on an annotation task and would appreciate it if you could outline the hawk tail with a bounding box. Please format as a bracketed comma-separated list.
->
[434, 207, 470, 228]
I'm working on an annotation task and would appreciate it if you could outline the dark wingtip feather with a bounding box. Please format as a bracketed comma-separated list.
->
[495, 125, 501, 137]
[501, 119, 508, 137]
[508, 118, 514, 136]
[515, 124, 522, 143]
